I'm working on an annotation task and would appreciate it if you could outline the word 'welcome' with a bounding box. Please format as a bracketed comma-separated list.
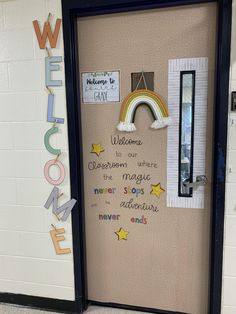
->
[33, 15, 77, 255]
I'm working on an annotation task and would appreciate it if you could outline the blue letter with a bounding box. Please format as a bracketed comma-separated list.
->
[45, 56, 63, 86]
[47, 94, 64, 124]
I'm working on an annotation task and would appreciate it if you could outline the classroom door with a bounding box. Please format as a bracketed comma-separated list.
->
[77, 3, 216, 313]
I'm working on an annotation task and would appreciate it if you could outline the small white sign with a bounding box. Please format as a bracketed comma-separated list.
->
[81, 71, 120, 103]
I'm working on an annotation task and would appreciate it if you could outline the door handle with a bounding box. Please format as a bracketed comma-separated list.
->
[183, 175, 208, 189]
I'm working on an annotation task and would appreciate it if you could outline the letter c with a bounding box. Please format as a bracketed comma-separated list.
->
[44, 127, 61, 155]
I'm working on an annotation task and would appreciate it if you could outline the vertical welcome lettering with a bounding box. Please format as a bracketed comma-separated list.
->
[33, 15, 76, 255]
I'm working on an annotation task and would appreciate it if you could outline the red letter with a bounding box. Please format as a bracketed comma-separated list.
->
[33, 19, 61, 49]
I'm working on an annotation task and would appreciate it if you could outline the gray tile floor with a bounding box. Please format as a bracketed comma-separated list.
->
[0, 304, 150, 313]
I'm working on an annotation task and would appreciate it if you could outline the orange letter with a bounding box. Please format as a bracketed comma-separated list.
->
[33, 19, 61, 49]
[50, 228, 71, 255]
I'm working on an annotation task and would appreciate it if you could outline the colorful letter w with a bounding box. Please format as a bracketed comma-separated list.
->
[33, 19, 61, 49]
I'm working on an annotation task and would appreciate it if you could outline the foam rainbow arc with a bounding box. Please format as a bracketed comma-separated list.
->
[117, 89, 171, 132]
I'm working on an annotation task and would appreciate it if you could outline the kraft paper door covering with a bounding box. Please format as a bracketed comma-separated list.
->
[77, 3, 216, 314]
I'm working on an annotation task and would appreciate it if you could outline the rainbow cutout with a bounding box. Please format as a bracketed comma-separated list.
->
[117, 89, 171, 132]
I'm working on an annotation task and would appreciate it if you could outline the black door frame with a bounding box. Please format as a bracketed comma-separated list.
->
[0, 1, 230, 314]
[60, 1, 232, 314]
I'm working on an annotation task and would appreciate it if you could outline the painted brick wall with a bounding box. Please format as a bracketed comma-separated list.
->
[222, 1, 236, 313]
[0, 0, 75, 300]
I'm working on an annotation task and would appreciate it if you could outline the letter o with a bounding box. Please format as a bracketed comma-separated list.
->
[44, 159, 65, 185]
[132, 188, 136, 193]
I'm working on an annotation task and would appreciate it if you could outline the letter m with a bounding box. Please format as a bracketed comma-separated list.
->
[33, 19, 62, 49]
[44, 187, 77, 221]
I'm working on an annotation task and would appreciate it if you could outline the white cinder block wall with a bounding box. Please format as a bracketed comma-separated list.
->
[0, 0, 75, 300]
[0, 0, 236, 311]
[222, 1, 236, 313]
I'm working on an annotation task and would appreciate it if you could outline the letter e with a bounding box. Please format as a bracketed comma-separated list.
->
[45, 56, 62, 86]
[50, 228, 71, 254]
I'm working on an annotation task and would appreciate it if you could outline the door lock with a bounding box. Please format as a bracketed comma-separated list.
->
[183, 175, 208, 189]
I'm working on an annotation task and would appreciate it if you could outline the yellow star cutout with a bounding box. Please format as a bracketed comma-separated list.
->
[115, 227, 129, 241]
[91, 143, 105, 157]
[150, 183, 165, 198]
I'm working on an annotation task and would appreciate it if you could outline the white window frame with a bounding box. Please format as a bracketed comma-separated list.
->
[167, 57, 208, 209]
